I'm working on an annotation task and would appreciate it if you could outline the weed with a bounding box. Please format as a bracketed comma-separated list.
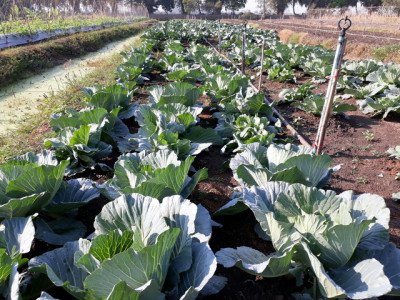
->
[362, 130, 375, 142]
[361, 144, 372, 151]
[371, 44, 400, 63]
[288, 33, 302, 44]
[396, 172, 400, 180]
[351, 156, 360, 165]
[356, 176, 369, 184]
[292, 116, 304, 127]
[371, 150, 381, 156]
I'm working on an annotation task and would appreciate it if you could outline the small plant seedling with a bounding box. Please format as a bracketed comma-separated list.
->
[351, 156, 360, 165]
[361, 144, 372, 151]
[395, 172, 400, 180]
[292, 116, 304, 127]
[371, 150, 381, 156]
[356, 176, 369, 184]
[362, 130, 375, 142]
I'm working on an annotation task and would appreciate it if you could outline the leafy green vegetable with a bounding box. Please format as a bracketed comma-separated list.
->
[388, 145, 400, 159]
[0, 216, 35, 298]
[0, 160, 68, 219]
[292, 94, 356, 115]
[230, 143, 333, 188]
[149, 82, 203, 107]
[30, 194, 221, 299]
[101, 150, 207, 200]
[217, 183, 399, 299]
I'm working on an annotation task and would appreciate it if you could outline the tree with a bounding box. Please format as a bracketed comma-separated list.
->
[223, 0, 246, 13]
[183, 0, 204, 13]
[257, 0, 272, 16]
[361, 0, 382, 6]
[382, 0, 400, 5]
[176, 0, 187, 13]
[268, 0, 290, 14]
[204, 0, 223, 13]
[157, 0, 175, 12]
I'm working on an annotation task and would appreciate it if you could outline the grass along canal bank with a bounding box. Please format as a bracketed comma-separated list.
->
[0, 33, 143, 162]
[0, 21, 154, 88]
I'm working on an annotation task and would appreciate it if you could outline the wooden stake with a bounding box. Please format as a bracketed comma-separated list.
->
[258, 38, 266, 91]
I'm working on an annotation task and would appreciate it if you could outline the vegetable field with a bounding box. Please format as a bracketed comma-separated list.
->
[0, 20, 400, 299]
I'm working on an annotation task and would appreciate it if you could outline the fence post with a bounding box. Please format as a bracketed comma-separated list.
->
[363, 14, 367, 35]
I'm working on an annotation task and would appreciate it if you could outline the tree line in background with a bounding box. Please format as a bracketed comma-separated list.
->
[0, 0, 400, 22]
[0, 0, 148, 20]
[258, 0, 399, 15]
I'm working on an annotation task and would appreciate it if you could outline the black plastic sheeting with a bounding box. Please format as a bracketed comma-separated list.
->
[0, 20, 135, 50]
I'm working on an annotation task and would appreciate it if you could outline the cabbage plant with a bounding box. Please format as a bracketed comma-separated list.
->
[216, 115, 278, 154]
[131, 103, 221, 158]
[98, 150, 207, 200]
[0, 159, 68, 219]
[230, 143, 333, 188]
[0, 216, 35, 299]
[163, 63, 204, 83]
[216, 183, 400, 299]
[205, 75, 249, 103]
[388, 145, 400, 159]
[366, 64, 400, 86]
[357, 94, 400, 119]
[148, 83, 203, 107]
[291, 94, 356, 115]
[29, 194, 223, 299]
[342, 59, 380, 80]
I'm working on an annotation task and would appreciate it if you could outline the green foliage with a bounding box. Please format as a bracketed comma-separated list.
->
[292, 94, 357, 115]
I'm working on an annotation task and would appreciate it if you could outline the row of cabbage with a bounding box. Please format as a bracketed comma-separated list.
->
[148, 20, 400, 299]
[0, 21, 280, 299]
[194, 20, 400, 120]
[0, 20, 399, 299]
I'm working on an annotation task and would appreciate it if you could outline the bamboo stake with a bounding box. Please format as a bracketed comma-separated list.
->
[258, 37, 266, 91]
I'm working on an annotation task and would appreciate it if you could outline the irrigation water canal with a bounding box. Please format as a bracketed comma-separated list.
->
[0, 33, 141, 136]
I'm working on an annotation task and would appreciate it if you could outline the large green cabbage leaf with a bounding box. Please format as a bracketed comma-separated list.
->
[216, 183, 399, 299]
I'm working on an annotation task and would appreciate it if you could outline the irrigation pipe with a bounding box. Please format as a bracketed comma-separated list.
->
[314, 17, 351, 155]
[204, 38, 312, 149]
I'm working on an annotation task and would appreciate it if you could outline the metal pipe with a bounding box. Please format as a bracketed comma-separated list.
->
[314, 16, 351, 155]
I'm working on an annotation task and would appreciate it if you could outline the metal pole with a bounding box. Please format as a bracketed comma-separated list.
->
[242, 20, 247, 74]
[258, 37, 266, 91]
[314, 16, 352, 155]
